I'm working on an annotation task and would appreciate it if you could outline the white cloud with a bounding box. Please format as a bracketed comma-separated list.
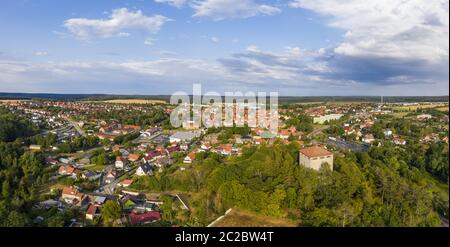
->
[211, 36, 219, 42]
[159, 50, 178, 56]
[64, 8, 170, 40]
[34, 51, 48, 56]
[144, 38, 156, 46]
[191, 0, 281, 21]
[154, 0, 188, 8]
[289, 0, 449, 63]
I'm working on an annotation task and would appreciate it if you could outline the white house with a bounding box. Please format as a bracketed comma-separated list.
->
[135, 164, 153, 176]
[383, 129, 393, 137]
[115, 156, 128, 169]
[299, 146, 334, 171]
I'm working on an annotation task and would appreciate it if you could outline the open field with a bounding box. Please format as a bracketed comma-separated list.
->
[435, 106, 449, 112]
[391, 103, 448, 112]
[391, 112, 409, 118]
[93, 99, 167, 104]
[212, 208, 299, 227]
[0, 99, 29, 103]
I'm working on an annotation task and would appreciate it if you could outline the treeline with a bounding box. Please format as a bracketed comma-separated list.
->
[0, 108, 39, 142]
[0, 136, 50, 226]
[57, 136, 99, 153]
[86, 108, 168, 127]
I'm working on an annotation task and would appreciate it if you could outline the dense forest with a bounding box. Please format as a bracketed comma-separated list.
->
[131, 140, 448, 226]
[0, 109, 50, 226]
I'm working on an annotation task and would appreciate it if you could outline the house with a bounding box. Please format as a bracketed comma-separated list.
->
[76, 158, 90, 167]
[115, 156, 128, 169]
[58, 165, 80, 177]
[153, 156, 173, 168]
[343, 125, 355, 135]
[180, 142, 189, 151]
[128, 154, 140, 162]
[104, 170, 117, 184]
[118, 179, 133, 188]
[200, 142, 211, 151]
[252, 127, 265, 136]
[260, 130, 276, 139]
[166, 145, 180, 155]
[129, 211, 161, 225]
[29, 145, 42, 151]
[82, 171, 101, 181]
[143, 150, 164, 163]
[393, 136, 406, 145]
[61, 186, 86, 205]
[97, 133, 115, 141]
[215, 144, 233, 156]
[45, 158, 58, 166]
[119, 149, 130, 157]
[134, 202, 157, 212]
[253, 136, 266, 145]
[313, 114, 343, 124]
[383, 129, 393, 137]
[362, 134, 376, 144]
[135, 164, 153, 176]
[183, 151, 196, 164]
[112, 145, 122, 152]
[417, 114, 432, 120]
[299, 146, 334, 171]
[94, 196, 107, 205]
[59, 157, 72, 164]
[86, 204, 100, 220]
[278, 129, 292, 139]
[236, 135, 252, 144]
[169, 131, 200, 143]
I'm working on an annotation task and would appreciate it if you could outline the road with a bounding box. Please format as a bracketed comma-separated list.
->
[441, 216, 449, 227]
[307, 125, 330, 139]
[64, 117, 86, 137]
[100, 166, 138, 195]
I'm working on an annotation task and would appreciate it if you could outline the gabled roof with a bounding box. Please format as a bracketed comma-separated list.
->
[138, 164, 152, 173]
[86, 204, 100, 215]
[186, 151, 196, 160]
[129, 211, 161, 225]
[120, 179, 133, 186]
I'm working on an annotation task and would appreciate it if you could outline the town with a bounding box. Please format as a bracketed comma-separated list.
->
[0, 97, 448, 227]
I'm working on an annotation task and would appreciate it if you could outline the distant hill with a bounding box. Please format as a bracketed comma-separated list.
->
[1, 92, 448, 104]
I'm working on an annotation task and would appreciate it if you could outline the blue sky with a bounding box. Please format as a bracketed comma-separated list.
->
[0, 0, 448, 96]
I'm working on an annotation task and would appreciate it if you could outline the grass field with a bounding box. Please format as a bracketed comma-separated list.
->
[391, 103, 447, 112]
[435, 106, 449, 112]
[0, 99, 29, 103]
[391, 112, 409, 118]
[95, 99, 167, 104]
[212, 208, 299, 227]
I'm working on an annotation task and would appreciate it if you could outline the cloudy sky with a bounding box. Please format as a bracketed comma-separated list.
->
[0, 0, 448, 96]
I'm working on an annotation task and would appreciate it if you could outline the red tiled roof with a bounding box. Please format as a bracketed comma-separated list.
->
[129, 211, 161, 225]
[300, 146, 332, 158]
[86, 204, 99, 215]
[120, 179, 133, 186]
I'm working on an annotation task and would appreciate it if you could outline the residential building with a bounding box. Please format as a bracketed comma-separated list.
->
[135, 164, 153, 176]
[299, 146, 334, 171]
[115, 156, 128, 169]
